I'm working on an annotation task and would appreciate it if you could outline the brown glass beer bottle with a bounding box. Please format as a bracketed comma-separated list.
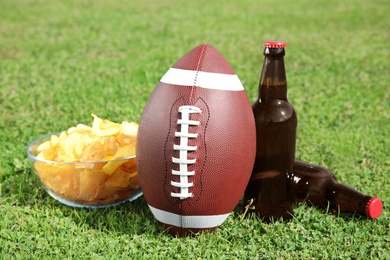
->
[244, 41, 297, 222]
[293, 160, 383, 219]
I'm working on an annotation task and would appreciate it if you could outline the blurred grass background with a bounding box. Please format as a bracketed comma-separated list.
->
[0, 0, 389, 258]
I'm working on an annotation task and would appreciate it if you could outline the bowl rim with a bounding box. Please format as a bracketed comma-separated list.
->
[26, 131, 136, 165]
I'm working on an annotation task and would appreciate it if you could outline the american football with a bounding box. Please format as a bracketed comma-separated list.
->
[137, 44, 256, 236]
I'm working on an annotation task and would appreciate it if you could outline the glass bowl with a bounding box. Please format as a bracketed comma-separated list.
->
[26, 132, 142, 208]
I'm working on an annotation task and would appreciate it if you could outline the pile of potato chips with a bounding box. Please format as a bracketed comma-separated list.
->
[33, 114, 140, 205]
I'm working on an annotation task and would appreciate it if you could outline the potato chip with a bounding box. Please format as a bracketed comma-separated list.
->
[105, 167, 135, 189]
[114, 144, 136, 158]
[102, 144, 135, 175]
[59, 130, 68, 140]
[67, 127, 77, 135]
[36, 152, 46, 160]
[117, 121, 138, 145]
[103, 135, 119, 156]
[121, 121, 138, 135]
[76, 124, 92, 133]
[33, 114, 139, 205]
[78, 132, 95, 147]
[37, 140, 51, 152]
[78, 168, 107, 201]
[102, 160, 125, 176]
[50, 134, 60, 147]
[80, 141, 106, 162]
[40, 146, 57, 161]
[91, 114, 121, 137]
[57, 132, 84, 161]
[121, 158, 137, 173]
[127, 173, 140, 189]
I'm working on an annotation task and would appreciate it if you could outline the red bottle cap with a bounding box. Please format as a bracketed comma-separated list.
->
[263, 41, 286, 48]
[366, 197, 383, 219]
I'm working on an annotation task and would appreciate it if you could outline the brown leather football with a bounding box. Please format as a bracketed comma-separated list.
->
[137, 44, 256, 236]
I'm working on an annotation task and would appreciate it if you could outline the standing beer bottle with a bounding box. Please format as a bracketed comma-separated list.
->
[244, 41, 297, 222]
[293, 160, 383, 219]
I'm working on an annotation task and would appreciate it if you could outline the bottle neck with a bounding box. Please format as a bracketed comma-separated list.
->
[259, 47, 287, 102]
[328, 182, 372, 215]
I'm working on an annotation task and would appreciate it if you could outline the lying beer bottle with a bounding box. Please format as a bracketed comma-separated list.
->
[293, 160, 383, 219]
[244, 41, 297, 222]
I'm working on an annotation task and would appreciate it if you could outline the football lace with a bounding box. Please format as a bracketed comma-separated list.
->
[171, 105, 202, 199]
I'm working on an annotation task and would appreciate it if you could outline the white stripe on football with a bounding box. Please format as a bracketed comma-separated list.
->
[160, 68, 244, 91]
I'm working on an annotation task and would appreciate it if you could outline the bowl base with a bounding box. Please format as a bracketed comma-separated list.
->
[46, 189, 143, 208]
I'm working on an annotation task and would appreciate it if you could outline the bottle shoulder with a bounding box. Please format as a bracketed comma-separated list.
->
[293, 161, 336, 185]
[252, 99, 297, 124]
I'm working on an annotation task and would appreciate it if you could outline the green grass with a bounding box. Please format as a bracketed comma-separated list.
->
[1, 0, 389, 258]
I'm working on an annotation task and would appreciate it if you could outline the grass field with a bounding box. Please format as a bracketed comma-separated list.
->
[1, 0, 389, 258]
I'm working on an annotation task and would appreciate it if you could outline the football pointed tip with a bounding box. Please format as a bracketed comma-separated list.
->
[172, 44, 235, 75]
